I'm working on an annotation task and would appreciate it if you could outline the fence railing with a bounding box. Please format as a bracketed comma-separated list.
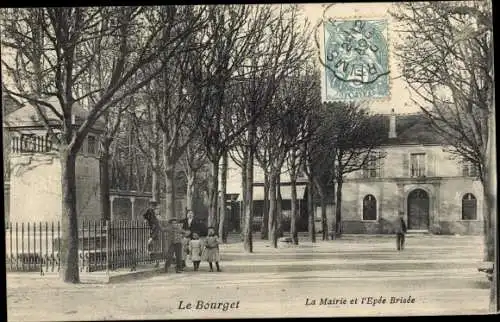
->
[5, 220, 168, 274]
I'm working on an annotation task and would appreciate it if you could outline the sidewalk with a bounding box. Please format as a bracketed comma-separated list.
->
[6, 234, 485, 285]
[7, 263, 165, 285]
[7, 234, 490, 321]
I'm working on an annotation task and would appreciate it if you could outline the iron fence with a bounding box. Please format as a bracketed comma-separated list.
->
[5, 220, 168, 275]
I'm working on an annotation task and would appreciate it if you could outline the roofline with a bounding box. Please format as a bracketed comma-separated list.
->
[3, 124, 105, 134]
[380, 142, 446, 147]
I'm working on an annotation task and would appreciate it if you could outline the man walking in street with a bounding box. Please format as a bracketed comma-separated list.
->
[165, 218, 184, 273]
[395, 214, 407, 251]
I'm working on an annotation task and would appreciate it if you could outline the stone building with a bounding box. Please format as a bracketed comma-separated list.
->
[3, 96, 191, 224]
[340, 110, 483, 235]
[225, 110, 484, 235]
[3, 97, 104, 223]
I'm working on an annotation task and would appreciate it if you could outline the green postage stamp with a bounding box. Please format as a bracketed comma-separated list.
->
[324, 19, 389, 101]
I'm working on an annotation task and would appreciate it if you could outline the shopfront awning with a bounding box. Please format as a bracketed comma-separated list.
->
[236, 185, 306, 201]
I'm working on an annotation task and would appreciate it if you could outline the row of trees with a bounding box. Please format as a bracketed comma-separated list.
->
[2, 5, 387, 283]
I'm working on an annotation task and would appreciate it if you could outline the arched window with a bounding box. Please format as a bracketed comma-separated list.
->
[363, 195, 377, 221]
[462, 193, 477, 220]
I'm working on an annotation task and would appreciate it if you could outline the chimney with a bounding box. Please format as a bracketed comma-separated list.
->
[389, 108, 397, 138]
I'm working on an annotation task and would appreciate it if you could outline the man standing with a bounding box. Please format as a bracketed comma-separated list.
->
[165, 218, 183, 273]
[395, 214, 407, 251]
[182, 210, 195, 232]
[144, 201, 161, 252]
[182, 209, 207, 237]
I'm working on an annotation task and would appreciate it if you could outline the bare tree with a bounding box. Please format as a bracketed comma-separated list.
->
[236, 5, 313, 251]
[330, 103, 386, 238]
[257, 71, 317, 248]
[194, 5, 276, 233]
[1, 6, 209, 283]
[130, 101, 162, 201]
[180, 133, 208, 215]
[391, 1, 494, 262]
[283, 68, 321, 244]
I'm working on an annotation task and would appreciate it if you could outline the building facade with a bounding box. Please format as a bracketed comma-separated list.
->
[225, 110, 484, 235]
[4, 97, 104, 223]
[340, 111, 483, 235]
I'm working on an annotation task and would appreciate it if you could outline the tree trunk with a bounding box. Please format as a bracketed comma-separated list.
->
[99, 140, 111, 222]
[335, 178, 343, 237]
[164, 161, 176, 221]
[127, 119, 134, 190]
[208, 158, 220, 228]
[186, 172, 195, 213]
[319, 186, 328, 241]
[313, 178, 328, 240]
[261, 172, 270, 239]
[307, 179, 316, 243]
[290, 176, 299, 245]
[276, 174, 283, 239]
[151, 143, 161, 204]
[60, 150, 79, 283]
[241, 160, 247, 237]
[219, 151, 228, 242]
[268, 172, 278, 248]
[243, 125, 255, 252]
[331, 174, 336, 240]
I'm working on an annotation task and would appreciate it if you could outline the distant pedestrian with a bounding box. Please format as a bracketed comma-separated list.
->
[181, 230, 191, 270]
[202, 227, 221, 272]
[165, 218, 183, 273]
[395, 214, 407, 251]
[189, 232, 202, 271]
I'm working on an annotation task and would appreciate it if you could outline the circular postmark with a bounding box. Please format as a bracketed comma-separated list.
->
[324, 19, 389, 100]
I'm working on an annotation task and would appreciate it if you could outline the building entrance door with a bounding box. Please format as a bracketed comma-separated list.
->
[407, 189, 430, 230]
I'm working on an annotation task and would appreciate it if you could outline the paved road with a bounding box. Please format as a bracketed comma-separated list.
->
[6, 234, 492, 321]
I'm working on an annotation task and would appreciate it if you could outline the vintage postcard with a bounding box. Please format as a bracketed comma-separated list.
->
[2, 2, 497, 321]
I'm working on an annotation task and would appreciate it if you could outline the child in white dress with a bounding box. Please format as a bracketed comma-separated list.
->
[189, 233, 202, 271]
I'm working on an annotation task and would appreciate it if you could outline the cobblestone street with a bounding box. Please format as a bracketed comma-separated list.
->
[7, 234, 492, 321]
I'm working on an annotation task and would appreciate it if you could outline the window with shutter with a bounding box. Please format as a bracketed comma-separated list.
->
[461, 160, 468, 176]
[362, 153, 380, 178]
[461, 159, 480, 178]
[378, 152, 385, 178]
[461, 193, 477, 220]
[427, 153, 435, 176]
[402, 153, 409, 177]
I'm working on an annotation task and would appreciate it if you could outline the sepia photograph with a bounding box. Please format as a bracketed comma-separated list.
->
[2, 1, 498, 320]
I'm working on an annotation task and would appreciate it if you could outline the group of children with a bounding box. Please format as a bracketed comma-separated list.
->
[181, 227, 222, 272]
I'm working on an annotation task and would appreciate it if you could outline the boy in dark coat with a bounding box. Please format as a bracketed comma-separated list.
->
[164, 218, 184, 273]
[395, 214, 407, 251]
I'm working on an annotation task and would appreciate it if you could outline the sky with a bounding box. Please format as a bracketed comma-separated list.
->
[299, 2, 421, 115]
[1, 4, 422, 116]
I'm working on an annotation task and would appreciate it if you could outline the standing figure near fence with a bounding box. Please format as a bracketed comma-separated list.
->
[165, 218, 183, 273]
[202, 227, 221, 272]
[143, 201, 162, 267]
[189, 233, 202, 271]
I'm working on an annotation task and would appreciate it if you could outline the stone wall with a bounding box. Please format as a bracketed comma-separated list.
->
[9, 153, 61, 223]
[340, 177, 483, 235]
[75, 154, 101, 222]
